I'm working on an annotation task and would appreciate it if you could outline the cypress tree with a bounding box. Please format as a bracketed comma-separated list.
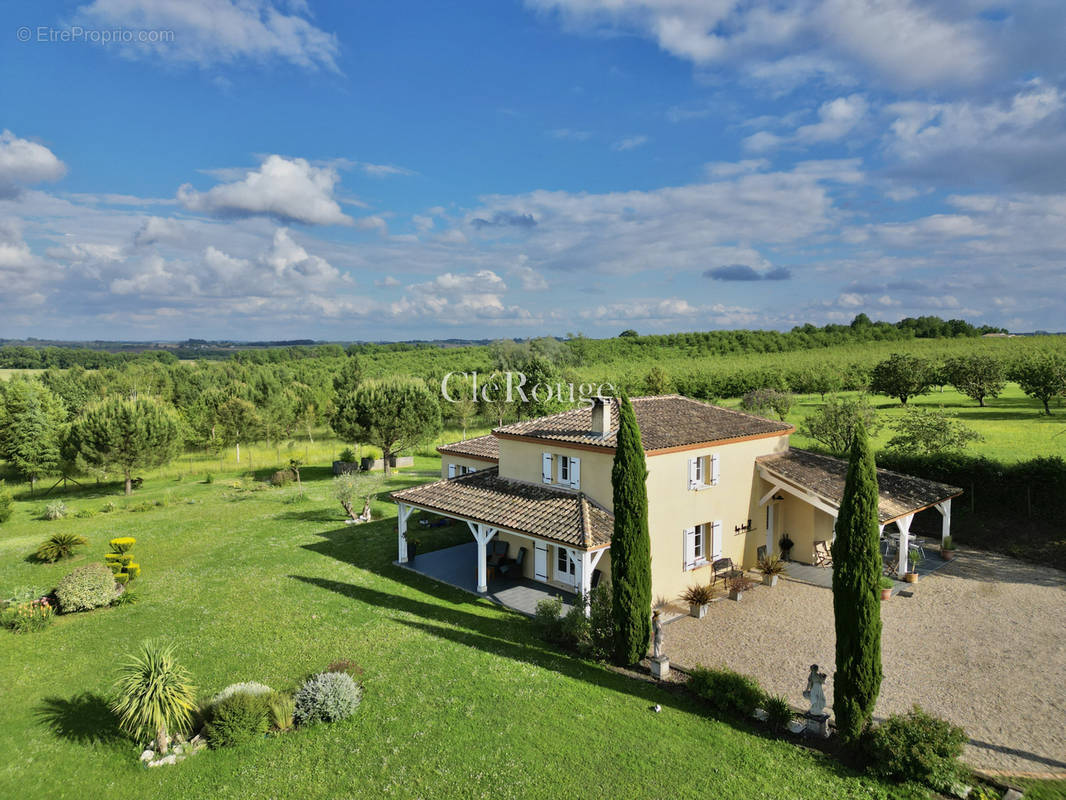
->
[610, 394, 652, 666]
[831, 419, 883, 743]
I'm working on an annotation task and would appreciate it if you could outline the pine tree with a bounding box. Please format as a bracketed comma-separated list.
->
[0, 379, 65, 493]
[831, 419, 883, 743]
[610, 394, 652, 666]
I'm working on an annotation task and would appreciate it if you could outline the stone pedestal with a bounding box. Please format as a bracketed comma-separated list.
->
[649, 656, 670, 680]
[804, 712, 830, 739]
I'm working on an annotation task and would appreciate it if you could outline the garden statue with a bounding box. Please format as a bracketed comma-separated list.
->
[803, 664, 827, 716]
[652, 611, 664, 659]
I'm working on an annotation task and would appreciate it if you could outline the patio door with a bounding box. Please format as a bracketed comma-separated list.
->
[555, 546, 577, 587]
[534, 542, 548, 581]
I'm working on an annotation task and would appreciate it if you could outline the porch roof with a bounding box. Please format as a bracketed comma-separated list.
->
[390, 467, 613, 549]
[436, 434, 499, 462]
[756, 448, 963, 523]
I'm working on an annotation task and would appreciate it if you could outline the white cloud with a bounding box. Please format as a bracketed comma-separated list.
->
[177, 155, 352, 226]
[134, 216, 185, 246]
[75, 0, 339, 70]
[744, 94, 867, 152]
[0, 131, 67, 198]
[511, 263, 549, 291]
[354, 162, 417, 178]
[612, 135, 650, 151]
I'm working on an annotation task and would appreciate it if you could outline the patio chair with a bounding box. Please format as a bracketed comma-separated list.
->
[711, 557, 742, 586]
[813, 540, 832, 568]
[591, 568, 603, 589]
[486, 540, 509, 568]
[498, 547, 526, 579]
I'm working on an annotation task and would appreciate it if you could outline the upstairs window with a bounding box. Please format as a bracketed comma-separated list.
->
[687, 454, 720, 490]
[542, 452, 581, 490]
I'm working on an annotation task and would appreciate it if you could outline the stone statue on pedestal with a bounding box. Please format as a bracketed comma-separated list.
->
[803, 664, 827, 716]
[652, 611, 664, 659]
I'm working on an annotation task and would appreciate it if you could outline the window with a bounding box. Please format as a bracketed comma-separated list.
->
[684, 521, 722, 570]
[693, 457, 703, 485]
[559, 456, 570, 483]
[448, 463, 456, 478]
[693, 524, 705, 562]
[688, 454, 720, 490]
[545, 453, 581, 490]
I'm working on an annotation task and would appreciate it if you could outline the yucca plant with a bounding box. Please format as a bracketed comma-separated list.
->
[110, 640, 197, 753]
[34, 532, 89, 563]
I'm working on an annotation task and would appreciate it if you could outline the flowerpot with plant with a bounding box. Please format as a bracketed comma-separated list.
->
[778, 534, 794, 562]
[681, 583, 713, 618]
[879, 576, 894, 600]
[727, 574, 755, 601]
[940, 536, 956, 561]
[757, 554, 786, 587]
[904, 551, 922, 583]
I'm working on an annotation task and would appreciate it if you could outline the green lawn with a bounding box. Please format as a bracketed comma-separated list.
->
[0, 459, 930, 800]
[721, 382, 1066, 463]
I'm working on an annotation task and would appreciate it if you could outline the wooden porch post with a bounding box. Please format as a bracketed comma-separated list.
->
[397, 503, 413, 563]
[936, 499, 951, 545]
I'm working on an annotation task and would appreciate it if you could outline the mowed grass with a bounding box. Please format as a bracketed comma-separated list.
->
[721, 383, 1066, 463]
[0, 460, 928, 800]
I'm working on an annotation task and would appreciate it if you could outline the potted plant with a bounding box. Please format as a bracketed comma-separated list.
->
[757, 554, 786, 587]
[940, 536, 956, 561]
[904, 551, 922, 583]
[406, 538, 420, 563]
[680, 583, 713, 618]
[778, 534, 794, 562]
[727, 574, 754, 601]
[332, 448, 359, 476]
[879, 576, 894, 600]
[360, 455, 375, 472]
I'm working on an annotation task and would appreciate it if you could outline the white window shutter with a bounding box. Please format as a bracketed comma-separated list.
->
[711, 453, 720, 486]
[711, 520, 723, 559]
[542, 452, 552, 484]
[688, 458, 697, 489]
[570, 456, 581, 490]
[683, 527, 696, 571]
[448, 463, 456, 478]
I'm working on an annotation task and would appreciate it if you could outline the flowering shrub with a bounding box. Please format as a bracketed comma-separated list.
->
[0, 596, 54, 633]
[210, 682, 273, 707]
[55, 562, 118, 612]
[204, 692, 270, 748]
[293, 671, 362, 725]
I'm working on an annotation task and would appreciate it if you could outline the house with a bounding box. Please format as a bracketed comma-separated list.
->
[392, 395, 961, 609]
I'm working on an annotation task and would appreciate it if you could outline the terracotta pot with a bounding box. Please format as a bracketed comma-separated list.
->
[903, 572, 918, 583]
[880, 587, 892, 600]
[941, 549, 955, 561]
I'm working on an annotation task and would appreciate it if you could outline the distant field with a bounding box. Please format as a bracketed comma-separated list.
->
[0, 368, 44, 380]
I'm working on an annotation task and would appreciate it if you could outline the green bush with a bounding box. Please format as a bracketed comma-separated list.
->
[74, 508, 97, 519]
[338, 447, 356, 463]
[204, 691, 270, 748]
[41, 501, 68, 521]
[588, 582, 614, 661]
[204, 473, 213, 484]
[54, 562, 117, 612]
[560, 599, 591, 652]
[0, 483, 13, 523]
[688, 666, 765, 718]
[293, 671, 363, 725]
[105, 537, 140, 584]
[268, 692, 295, 731]
[865, 705, 967, 791]
[34, 532, 89, 563]
[762, 694, 792, 728]
[532, 595, 564, 642]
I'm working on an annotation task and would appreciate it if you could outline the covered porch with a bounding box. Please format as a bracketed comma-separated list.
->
[390, 466, 613, 615]
[397, 541, 579, 616]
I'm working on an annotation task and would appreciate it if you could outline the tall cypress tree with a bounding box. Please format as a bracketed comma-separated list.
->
[831, 419, 883, 743]
[610, 394, 652, 666]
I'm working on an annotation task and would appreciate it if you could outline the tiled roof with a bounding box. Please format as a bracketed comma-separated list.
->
[391, 467, 613, 549]
[757, 448, 963, 523]
[493, 395, 792, 452]
[436, 434, 499, 462]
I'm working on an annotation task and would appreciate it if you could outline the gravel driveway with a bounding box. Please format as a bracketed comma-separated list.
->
[662, 548, 1066, 775]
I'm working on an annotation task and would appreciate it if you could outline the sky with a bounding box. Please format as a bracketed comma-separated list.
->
[1, 0, 1064, 341]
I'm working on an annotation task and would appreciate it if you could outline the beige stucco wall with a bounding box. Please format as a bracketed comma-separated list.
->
[496, 438, 615, 510]
[479, 530, 612, 594]
[439, 455, 496, 479]
[778, 495, 836, 564]
[644, 434, 791, 602]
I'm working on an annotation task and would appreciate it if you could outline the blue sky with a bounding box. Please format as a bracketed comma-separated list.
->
[1, 0, 1064, 340]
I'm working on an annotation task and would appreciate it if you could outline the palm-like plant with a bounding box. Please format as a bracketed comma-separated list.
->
[111, 640, 197, 753]
[34, 532, 88, 563]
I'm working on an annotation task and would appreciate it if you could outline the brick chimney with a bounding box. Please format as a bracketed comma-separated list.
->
[590, 397, 611, 437]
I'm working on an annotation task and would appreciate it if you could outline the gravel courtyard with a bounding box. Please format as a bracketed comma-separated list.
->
[662, 549, 1066, 775]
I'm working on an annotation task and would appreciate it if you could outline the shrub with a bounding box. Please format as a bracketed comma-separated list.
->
[688, 666, 765, 718]
[762, 694, 792, 728]
[42, 501, 68, 521]
[0, 482, 13, 523]
[112, 585, 139, 605]
[1, 597, 54, 633]
[268, 692, 295, 731]
[757, 555, 787, 576]
[560, 598, 591, 652]
[879, 577, 894, 590]
[865, 705, 967, 791]
[74, 509, 97, 519]
[55, 562, 117, 612]
[100, 501, 117, 514]
[588, 582, 614, 661]
[680, 583, 713, 606]
[532, 595, 564, 642]
[105, 538, 140, 585]
[293, 671, 363, 725]
[210, 682, 273, 706]
[941, 535, 955, 551]
[338, 447, 356, 463]
[204, 691, 270, 748]
[270, 469, 295, 487]
[204, 473, 214, 484]
[741, 387, 795, 420]
[34, 532, 89, 563]
[726, 574, 756, 594]
[111, 639, 197, 752]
